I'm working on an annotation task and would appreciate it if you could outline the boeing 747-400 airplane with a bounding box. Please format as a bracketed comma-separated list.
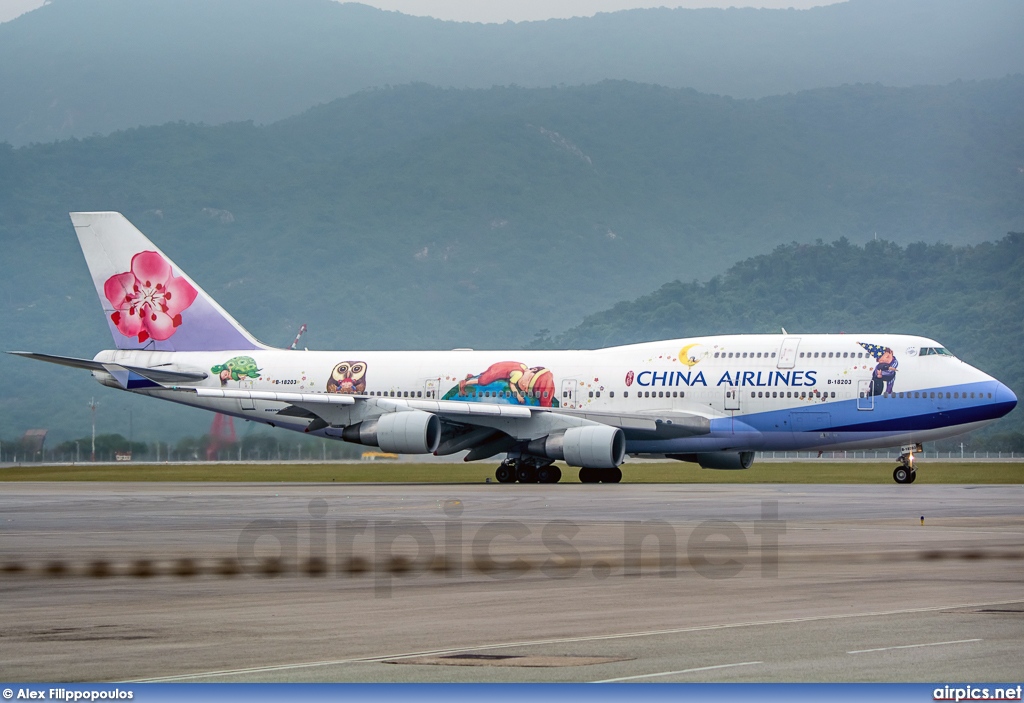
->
[12, 213, 1017, 483]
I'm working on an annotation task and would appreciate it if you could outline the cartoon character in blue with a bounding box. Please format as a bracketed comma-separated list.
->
[860, 343, 898, 396]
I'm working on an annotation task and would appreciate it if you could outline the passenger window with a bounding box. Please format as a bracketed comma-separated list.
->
[930, 392, 935, 399]
[750, 392, 756, 398]
[588, 391, 593, 398]
[623, 391, 628, 398]
[771, 352, 776, 357]
[714, 352, 720, 358]
[681, 392, 685, 398]
[609, 391, 614, 398]
[658, 391, 664, 398]
[970, 392, 975, 399]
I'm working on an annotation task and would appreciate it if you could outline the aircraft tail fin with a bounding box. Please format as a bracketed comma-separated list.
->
[70, 212, 268, 352]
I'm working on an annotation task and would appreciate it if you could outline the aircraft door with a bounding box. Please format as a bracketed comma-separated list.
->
[561, 379, 578, 409]
[777, 337, 801, 369]
[857, 380, 874, 410]
[423, 377, 442, 399]
[239, 379, 256, 411]
[724, 386, 741, 411]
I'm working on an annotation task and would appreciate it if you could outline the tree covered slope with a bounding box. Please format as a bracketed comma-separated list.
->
[1, 0, 1022, 144]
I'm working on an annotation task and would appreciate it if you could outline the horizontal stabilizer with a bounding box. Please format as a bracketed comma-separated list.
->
[8, 352, 209, 388]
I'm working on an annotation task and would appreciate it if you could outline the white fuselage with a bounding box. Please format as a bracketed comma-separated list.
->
[92, 333, 1016, 456]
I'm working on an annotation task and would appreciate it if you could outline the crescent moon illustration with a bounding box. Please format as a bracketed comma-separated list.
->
[678, 344, 705, 367]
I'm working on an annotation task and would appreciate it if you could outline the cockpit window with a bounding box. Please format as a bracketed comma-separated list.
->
[919, 347, 955, 357]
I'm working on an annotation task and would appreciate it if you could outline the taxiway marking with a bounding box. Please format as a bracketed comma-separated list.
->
[593, 661, 762, 683]
[129, 599, 1021, 682]
[848, 638, 982, 654]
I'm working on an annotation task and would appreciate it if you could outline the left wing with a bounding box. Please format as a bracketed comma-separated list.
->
[184, 387, 708, 445]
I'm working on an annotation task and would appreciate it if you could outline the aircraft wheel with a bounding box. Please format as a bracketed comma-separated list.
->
[495, 463, 515, 483]
[537, 466, 561, 484]
[893, 466, 911, 484]
[603, 467, 623, 484]
[908, 470, 917, 484]
[516, 465, 537, 483]
[579, 467, 598, 483]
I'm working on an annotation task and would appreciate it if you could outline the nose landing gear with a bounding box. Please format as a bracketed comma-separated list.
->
[892, 445, 920, 484]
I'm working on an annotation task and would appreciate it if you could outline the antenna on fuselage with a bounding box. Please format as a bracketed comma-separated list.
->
[781, 327, 788, 335]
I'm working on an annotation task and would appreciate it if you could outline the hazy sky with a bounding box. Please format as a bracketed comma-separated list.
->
[0, 0, 840, 25]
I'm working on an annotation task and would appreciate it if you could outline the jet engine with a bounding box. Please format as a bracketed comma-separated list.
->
[527, 425, 625, 469]
[668, 451, 755, 470]
[341, 411, 441, 454]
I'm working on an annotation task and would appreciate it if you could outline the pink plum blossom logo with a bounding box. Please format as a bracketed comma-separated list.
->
[103, 251, 198, 343]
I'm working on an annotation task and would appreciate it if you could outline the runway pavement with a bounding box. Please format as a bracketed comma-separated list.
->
[1, 483, 1022, 682]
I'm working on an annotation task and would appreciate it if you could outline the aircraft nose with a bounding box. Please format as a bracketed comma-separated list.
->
[995, 381, 1018, 415]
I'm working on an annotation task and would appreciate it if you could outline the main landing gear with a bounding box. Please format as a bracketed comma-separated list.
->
[495, 458, 563, 484]
[892, 451, 917, 484]
[579, 467, 622, 484]
[494, 457, 623, 484]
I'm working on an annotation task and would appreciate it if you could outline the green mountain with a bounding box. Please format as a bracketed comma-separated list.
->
[1, 0, 1022, 145]
[537, 235, 1024, 447]
[2, 79, 1022, 444]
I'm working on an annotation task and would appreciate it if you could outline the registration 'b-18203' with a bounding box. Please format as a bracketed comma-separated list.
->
[12, 213, 1017, 484]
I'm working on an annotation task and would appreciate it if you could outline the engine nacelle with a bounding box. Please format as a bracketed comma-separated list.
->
[529, 425, 625, 469]
[341, 411, 441, 454]
[668, 451, 755, 470]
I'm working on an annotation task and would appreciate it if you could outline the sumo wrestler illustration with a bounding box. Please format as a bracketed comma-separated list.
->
[327, 361, 367, 394]
[859, 342, 898, 396]
[211, 356, 262, 386]
[443, 361, 559, 407]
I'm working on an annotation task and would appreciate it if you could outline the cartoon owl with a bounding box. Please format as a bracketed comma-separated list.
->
[327, 361, 367, 394]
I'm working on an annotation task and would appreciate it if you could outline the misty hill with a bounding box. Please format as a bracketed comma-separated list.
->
[1, 0, 1023, 145]
[538, 234, 1024, 445]
[2, 78, 1023, 443]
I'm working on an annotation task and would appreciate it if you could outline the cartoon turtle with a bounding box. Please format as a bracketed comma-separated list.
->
[212, 356, 262, 385]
